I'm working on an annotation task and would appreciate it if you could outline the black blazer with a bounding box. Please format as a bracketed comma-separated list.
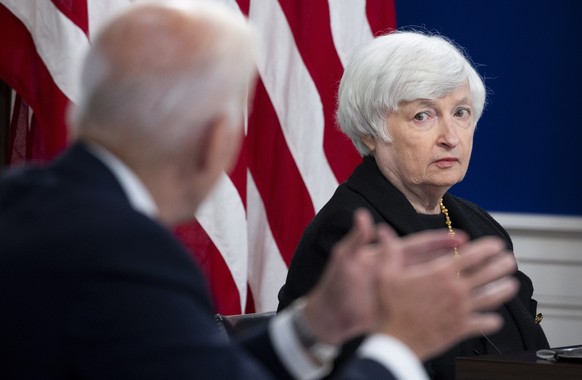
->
[0, 144, 397, 380]
[278, 155, 549, 379]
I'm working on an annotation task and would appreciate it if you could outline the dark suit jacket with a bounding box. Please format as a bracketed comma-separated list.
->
[0, 144, 397, 380]
[278, 155, 549, 379]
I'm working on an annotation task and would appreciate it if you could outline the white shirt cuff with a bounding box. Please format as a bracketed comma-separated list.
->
[269, 309, 332, 380]
[358, 334, 429, 380]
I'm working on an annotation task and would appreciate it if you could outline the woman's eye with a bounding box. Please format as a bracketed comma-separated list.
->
[455, 108, 471, 118]
[413, 112, 430, 121]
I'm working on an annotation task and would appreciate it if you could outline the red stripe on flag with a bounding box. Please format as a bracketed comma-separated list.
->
[51, 0, 89, 35]
[175, 221, 242, 315]
[235, 0, 250, 16]
[366, 0, 397, 36]
[8, 95, 30, 165]
[247, 79, 315, 265]
[0, 4, 68, 162]
[8, 103, 50, 165]
[277, 0, 361, 183]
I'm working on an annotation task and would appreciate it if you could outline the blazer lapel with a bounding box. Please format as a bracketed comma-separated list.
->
[345, 155, 430, 235]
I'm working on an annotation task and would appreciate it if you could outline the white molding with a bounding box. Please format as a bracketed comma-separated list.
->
[491, 212, 582, 233]
[536, 294, 582, 310]
[489, 212, 582, 347]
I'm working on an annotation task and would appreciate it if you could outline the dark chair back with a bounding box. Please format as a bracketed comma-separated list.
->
[215, 311, 276, 338]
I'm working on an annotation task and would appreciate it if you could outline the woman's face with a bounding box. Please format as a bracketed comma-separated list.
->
[365, 84, 475, 199]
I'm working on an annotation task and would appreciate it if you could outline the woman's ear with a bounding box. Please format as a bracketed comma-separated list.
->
[361, 134, 376, 153]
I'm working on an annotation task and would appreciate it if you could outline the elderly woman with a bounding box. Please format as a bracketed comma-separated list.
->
[277, 31, 548, 379]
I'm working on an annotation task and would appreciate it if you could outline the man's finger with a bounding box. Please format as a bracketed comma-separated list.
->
[469, 277, 519, 311]
[400, 229, 469, 258]
[462, 313, 505, 338]
[376, 224, 403, 270]
[455, 237, 508, 275]
[463, 253, 517, 290]
[333, 208, 376, 258]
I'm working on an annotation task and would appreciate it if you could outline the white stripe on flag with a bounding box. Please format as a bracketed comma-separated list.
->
[246, 171, 288, 312]
[195, 173, 249, 311]
[249, 0, 339, 212]
[328, 0, 374, 68]
[1, 0, 89, 104]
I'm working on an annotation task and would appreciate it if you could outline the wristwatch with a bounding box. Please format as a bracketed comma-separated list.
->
[290, 298, 339, 364]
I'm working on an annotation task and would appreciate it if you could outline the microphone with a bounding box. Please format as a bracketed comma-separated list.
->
[481, 332, 501, 354]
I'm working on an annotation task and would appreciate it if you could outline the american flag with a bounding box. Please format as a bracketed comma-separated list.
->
[0, 0, 395, 315]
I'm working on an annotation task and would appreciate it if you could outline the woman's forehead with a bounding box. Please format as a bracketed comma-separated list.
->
[395, 85, 473, 109]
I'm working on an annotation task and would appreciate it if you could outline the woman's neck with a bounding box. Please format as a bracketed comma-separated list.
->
[408, 195, 443, 215]
[384, 173, 448, 215]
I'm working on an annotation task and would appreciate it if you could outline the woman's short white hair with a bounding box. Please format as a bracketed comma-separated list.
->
[336, 30, 486, 156]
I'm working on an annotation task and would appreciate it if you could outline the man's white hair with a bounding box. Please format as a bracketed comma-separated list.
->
[69, 0, 257, 155]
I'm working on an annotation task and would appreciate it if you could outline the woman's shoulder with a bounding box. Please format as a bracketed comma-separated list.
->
[447, 193, 513, 248]
[309, 182, 390, 238]
[448, 193, 502, 226]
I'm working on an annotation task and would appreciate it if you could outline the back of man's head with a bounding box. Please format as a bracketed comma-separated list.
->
[69, 0, 257, 161]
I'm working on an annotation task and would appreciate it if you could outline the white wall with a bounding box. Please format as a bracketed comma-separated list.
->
[492, 213, 582, 348]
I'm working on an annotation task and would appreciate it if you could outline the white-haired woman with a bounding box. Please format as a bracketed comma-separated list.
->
[278, 31, 548, 380]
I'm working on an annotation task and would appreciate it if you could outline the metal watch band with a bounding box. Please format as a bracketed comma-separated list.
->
[290, 298, 339, 364]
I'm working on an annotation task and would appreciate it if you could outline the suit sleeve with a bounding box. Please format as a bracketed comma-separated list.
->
[239, 309, 418, 380]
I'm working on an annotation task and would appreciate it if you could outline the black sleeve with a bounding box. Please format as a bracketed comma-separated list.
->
[277, 206, 354, 311]
[449, 195, 549, 349]
[514, 270, 550, 348]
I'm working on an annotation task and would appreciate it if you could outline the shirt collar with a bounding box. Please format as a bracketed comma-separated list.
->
[85, 143, 158, 219]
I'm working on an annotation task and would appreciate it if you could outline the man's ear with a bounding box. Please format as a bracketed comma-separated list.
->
[196, 113, 242, 175]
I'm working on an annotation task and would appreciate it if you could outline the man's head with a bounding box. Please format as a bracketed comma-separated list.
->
[68, 0, 257, 223]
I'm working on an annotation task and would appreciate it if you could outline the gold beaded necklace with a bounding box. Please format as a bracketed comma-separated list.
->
[439, 198, 461, 276]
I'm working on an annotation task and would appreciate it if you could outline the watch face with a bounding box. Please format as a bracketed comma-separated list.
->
[311, 342, 339, 363]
